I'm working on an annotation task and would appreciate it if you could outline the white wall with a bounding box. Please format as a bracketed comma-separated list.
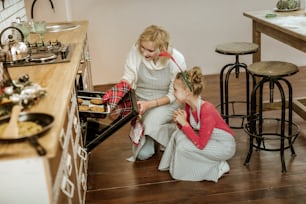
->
[24, 0, 306, 85]
[0, 0, 26, 33]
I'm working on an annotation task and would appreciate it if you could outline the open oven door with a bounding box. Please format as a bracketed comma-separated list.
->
[78, 89, 139, 152]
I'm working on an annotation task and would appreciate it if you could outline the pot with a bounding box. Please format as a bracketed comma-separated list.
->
[0, 112, 54, 156]
[0, 26, 29, 63]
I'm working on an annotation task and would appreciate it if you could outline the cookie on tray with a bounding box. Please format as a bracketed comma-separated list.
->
[89, 106, 105, 112]
[77, 98, 83, 105]
[79, 105, 89, 111]
[90, 98, 103, 105]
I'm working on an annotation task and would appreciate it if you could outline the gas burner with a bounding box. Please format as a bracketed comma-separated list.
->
[29, 53, 57, 62]
[6, 40, 74, 68]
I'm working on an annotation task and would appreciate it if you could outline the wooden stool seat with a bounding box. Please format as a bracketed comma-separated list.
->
[248, 61, 299, 77]
[215, 42, 258, 55]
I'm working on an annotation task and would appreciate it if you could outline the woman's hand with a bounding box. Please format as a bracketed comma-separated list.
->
[173, 109, 188, 126]
[137, 100, 152, 115]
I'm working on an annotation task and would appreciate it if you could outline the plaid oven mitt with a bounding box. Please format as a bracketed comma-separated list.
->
[102, 81, 132, 117]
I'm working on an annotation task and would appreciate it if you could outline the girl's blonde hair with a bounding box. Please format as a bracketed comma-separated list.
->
[136, 25, 170, 54]
[176, 66, 205, 96]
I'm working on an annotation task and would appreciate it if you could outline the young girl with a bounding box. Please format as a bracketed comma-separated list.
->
[158, 66, 236, 182]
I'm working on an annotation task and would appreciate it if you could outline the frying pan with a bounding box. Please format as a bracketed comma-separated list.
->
[0, 112, 54, 156]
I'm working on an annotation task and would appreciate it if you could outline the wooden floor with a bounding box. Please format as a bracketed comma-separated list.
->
[85, 68, 306, 204]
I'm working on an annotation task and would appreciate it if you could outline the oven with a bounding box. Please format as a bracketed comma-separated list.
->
[77, 89, 139, 152]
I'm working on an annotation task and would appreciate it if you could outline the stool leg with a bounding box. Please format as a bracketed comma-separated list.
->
[239, 62, 250, 128]
[244, 134, 253, 166]
[224, 66, 233, 123]
[219, 58, 250, 128]
[245, 67, 250, 120]
[244, 78, 263, 165]
[256, 78, 267, 149]
[281, 78, 296, 156]
[220, 63, 235, 124]
[245, 77, 268, 165]
[274, 80, 287, 173]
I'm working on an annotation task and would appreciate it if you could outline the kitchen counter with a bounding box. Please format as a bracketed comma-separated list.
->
[0, 20, 89, 159]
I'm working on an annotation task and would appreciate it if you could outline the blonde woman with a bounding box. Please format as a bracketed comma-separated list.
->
[159, 66, 236, 182]
[120, 25, 186, 161]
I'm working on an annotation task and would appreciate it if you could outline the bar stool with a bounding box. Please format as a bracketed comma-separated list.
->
[244, 61, 301, 173]
[216, 42, 258, 128]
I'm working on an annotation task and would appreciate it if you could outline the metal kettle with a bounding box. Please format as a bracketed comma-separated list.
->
[0, 26, 29, 63]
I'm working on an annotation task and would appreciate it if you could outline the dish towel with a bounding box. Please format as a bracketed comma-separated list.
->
[129, 116, 144, 145]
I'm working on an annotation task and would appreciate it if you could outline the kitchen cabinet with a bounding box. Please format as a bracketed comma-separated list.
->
[52, 87, 87, 203]
[0, 21, 90, 204]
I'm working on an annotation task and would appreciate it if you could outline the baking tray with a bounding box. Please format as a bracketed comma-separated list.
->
[77, 91, 110, 118]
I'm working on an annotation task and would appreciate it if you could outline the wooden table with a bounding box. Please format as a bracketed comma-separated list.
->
[244, 9, 306, 120]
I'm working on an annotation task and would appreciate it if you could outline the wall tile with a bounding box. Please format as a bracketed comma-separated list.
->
[0, 0, 26, 36]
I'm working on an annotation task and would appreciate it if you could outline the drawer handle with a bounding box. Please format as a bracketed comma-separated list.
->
[78, 146, 87, 161]
[59, 128, 65, 149]
[81, 172, 87, 191]
[61, 175, 75, 198]
[73, 115, 79, 134]
[66, 154, 72, 176]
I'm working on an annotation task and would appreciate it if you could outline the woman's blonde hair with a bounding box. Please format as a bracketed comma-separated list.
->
[176, 66, 205, 96]
[136, 25, 170, 54]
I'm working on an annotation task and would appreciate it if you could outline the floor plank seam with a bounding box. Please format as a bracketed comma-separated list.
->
[87, 180, 178, 192]
[203, 182, 306, 198]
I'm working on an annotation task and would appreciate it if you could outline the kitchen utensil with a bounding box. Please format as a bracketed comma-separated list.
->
[1, 105, 21, 139]
[15, 22, 31, 43]
[0, 26, 29, 62]
[0, 112, 54, 156]
[34, 21, 46, 44]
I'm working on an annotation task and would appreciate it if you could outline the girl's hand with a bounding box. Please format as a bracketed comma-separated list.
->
[173, 109, 188, 126]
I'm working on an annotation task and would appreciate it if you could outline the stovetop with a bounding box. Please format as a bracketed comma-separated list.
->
[6, 41, 74, 68]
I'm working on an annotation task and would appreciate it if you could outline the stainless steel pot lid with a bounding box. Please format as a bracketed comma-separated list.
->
[29, 53, 57, 62]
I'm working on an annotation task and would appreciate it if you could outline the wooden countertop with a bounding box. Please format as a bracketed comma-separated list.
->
[0, 20, 89, 159]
